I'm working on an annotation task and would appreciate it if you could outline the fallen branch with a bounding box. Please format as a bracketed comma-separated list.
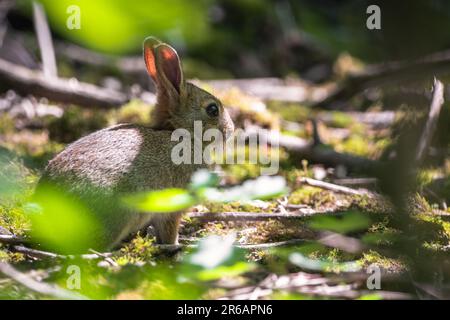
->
[194, 78, 332, 103]
[315, 50, 450, 109]
[318, 111, 396, 129]
[0, 234, 29, 245]
[55, 41, 144, 74]
[332, 177, 378, 187]
[299, 177, 372, 196]
[154, 239, 305, 253]
[0, 58, 128, 108]
[32, 1, 57, 78]
[0, 261, 87, 299]
[12, 245, 62, 260]
[415, 78, 444, 164]
[187, 208, 344, 223]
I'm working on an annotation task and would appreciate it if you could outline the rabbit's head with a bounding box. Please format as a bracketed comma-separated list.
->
[143, 37, 234, 140]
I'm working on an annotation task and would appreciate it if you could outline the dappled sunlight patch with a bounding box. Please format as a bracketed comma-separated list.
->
[288, 186, 337, 208]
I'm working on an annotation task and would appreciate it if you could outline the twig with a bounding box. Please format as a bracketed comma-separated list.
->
[0, 234, 29, 245]
[318, 111, 396, 129]
[32, 1, 57, 78]
[299, 177, 371, 196]
[88, 249, 118, 267]
[332, 177, 378, 187]
[0, 58, 128, 108]
[415, 78, 444, 164]
[12, 245, 62, 260]
[0, 261, 87, 299]
[11, 245, 115, 261]
[55, 41, 144, 74]
[154, 239, 305, 253]
[187, 209, 345, 222]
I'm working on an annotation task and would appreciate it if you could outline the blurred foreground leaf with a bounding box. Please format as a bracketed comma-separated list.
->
[28, 184, 102, 253]
[308, 211, 371, 234]
[182, 234, 255, 281]
[123, 171, 288, 213]
[199, 175, 288, 203]
[122, 188, 196, 213]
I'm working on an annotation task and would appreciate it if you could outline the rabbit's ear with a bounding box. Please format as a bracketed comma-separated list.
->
[154, 44, 184, 94]
[143, 37, 162, 83]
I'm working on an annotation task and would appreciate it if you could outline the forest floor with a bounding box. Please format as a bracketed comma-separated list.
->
[0, 80, 450, 300]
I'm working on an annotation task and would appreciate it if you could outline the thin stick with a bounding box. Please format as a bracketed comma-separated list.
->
[88, 249, 118, 267]
[32, 1, 57, 78]
[12, 245, 63, 260]
[187, 209, 344, 222]
[0, 234, 29, 245]
[154, 239, 305, 253]
[0, 261, 87, 299]
[299, 177, 370, 196]
[415, 78, 444, 164]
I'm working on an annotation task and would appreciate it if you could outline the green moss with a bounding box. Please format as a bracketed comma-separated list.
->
[114, 234, 156, 266]
[417, 169, 437, 189]
[268, 102, 311, 123]
[0, 249, 25, 263]
[107, 100, 153, 125]
[204, 200, 276, 213]
[350, 194, 391, 214]
[288, 186, 336, 208]
[0, 114, 15, 135]
[328, 111, 354, 128]
[336, 135, 370, 157]
[0, 204, 31, 236]
[358, 250, 407, 273]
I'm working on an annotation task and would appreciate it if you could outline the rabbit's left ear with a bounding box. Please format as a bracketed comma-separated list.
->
[143, 37, 162, 83]
[154, 44, 184, 94]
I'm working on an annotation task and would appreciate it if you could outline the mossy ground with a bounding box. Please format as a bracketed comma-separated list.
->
[0, 88, 448, 300]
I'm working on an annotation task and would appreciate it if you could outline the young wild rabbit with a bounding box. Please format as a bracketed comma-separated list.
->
[36, 37, 234, 251]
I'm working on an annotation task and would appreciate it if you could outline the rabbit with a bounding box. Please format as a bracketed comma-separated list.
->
[35, 37, 234, 251]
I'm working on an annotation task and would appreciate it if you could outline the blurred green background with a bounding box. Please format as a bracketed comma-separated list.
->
[15, 0, 450, 78]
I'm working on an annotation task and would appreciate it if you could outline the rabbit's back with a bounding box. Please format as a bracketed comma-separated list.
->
[43, 123, 198, 192]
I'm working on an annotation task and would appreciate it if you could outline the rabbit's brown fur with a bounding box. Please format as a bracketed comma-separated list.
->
[36, 37, 234, 251]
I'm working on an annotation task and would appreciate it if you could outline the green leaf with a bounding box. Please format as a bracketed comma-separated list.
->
[29, 183, 103, 253]
[308, 211, 371, 234]
[181, 234, 253, 281]
[122, 188, 196, 213]
[196, 261, 254, 281]
[198, 176, 288, 203]
[187, 234, 238, 269]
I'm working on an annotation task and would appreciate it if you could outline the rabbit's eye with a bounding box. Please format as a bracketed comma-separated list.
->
[206, 103, 219, 117]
